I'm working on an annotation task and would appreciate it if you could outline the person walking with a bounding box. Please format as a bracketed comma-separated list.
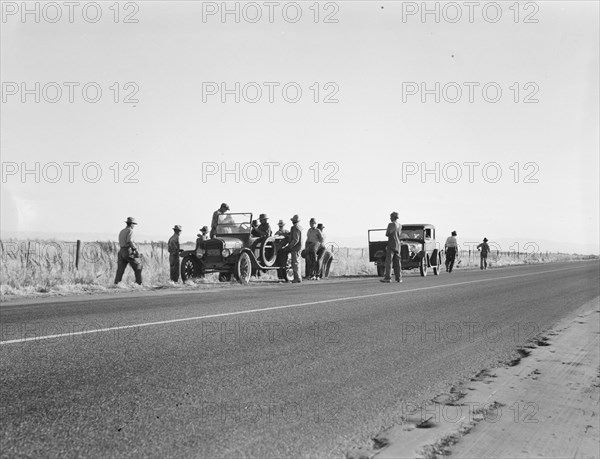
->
[381, 212, 402, 283]
[445, 230, 459, 273]
[168, 225, 182, 282]
[210, 203, 230, 238]
[305, 218, 324, 280]
[283, 214, 303, 283]
[114, 217, 142, 285]
[477, 237, 491, 270]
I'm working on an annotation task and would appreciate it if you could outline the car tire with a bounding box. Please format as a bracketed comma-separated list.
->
[181, 256, 203, 281]
[419, 255, 428, 277]
[321, 251, 333, 278]
[234, 252, 252, 284]
[433, 253, 441, 275]
[218, 272, 232, 282]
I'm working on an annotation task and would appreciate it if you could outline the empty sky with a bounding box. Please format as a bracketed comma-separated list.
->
[1, 1, 598, 251]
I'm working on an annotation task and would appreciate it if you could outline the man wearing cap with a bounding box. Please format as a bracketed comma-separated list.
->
[254, 214, 272, 238]
[168, 225, 183, 282]
[114, 217, 142, 285]
[282, 215, 303, 283]
[445, 231, 459, 273]
[381, 212, 402, 283]
[210, 203, 230, 238]
[477, 237, 491, 270]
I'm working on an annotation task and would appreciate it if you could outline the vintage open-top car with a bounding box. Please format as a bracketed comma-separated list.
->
[368, 223, 442, 276]
[179, 213, 293, 284]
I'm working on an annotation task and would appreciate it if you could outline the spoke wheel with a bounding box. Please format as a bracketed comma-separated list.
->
[234, 252, 252, 284]
[181, 256, 202, 281]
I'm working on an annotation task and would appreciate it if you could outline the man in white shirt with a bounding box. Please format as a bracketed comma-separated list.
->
[445, 230, 459, 273]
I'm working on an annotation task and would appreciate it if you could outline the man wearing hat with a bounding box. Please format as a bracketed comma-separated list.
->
[168, 225, 183, 282]
[114, 217, 142, 285]
[315, 223, 327, 279]
[199, 226, 209, 240]
[210, 203, 230, 238]
[445, 231, 459, 273]
[477, 237, 491, 270]
[275, 220, 290, 281]
[381, 212, 402, 283]
[282, 215, 303, 283]
[254, 214, 272, 238]
[305, 218, 324, 280]
[275, 220, 289, 236]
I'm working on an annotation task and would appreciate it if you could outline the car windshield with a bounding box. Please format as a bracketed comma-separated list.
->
[400, 228, 424, 240]
[217, 213, 252, 234]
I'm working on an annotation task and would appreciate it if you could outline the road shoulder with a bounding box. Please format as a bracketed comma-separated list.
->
[353, 296, 600, 459]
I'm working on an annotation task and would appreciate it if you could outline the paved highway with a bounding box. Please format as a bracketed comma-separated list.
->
[1, 261, 598, 458]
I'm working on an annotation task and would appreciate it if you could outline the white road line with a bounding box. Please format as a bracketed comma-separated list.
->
[0, 264, 594, 345]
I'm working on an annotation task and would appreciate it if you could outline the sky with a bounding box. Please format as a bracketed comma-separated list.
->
[1, 1, 599, 253]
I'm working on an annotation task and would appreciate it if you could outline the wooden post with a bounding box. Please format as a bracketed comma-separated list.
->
[26, 241, 31, 268]
[75, 240, 81, 269]
[161, 242, 164, 260]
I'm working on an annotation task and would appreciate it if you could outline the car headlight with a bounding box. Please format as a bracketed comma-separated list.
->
[221, 249, 231, 258]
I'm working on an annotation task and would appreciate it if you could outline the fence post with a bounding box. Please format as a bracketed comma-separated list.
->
[161, 242, 164, 260]
[26, 241, 31, 268]
[75, 240, 81, 269]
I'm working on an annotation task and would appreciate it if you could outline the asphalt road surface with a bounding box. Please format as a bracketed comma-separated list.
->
[1, 261, 599, 458]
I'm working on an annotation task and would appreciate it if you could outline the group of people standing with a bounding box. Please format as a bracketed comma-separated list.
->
[379, 212, 493, 283]
[169, 203, 328, 284]
[445, 231, 492, 272]
[113, 206, 493, 286]
[248, 213, 327, 282]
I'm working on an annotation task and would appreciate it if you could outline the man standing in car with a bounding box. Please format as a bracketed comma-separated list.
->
[210, 203, 229, 238]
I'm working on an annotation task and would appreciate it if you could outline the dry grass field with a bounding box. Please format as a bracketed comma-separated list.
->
[0, 239, 596, 298]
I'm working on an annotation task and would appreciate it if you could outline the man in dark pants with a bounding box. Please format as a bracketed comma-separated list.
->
[445, 230, 458, 273]
[114, 217, 142, 285]
[281, 214, 303, 283]
[381, 212, 402, 283]
[168, 225, 182, 282]
[477, 237, 490, 270]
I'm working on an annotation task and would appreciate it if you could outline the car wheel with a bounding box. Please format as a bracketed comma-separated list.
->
[218, 272, 232, 282]
[181, 256, 203, 281]
[234, 252, 252, 284]
[320, 251, 333, 278]
[285, 257, 294, 282]
[419, 255, 428, 277]
[433, 253, 441, 276]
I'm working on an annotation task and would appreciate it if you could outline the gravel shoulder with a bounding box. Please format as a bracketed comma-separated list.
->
[365, 296, 600, 459]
